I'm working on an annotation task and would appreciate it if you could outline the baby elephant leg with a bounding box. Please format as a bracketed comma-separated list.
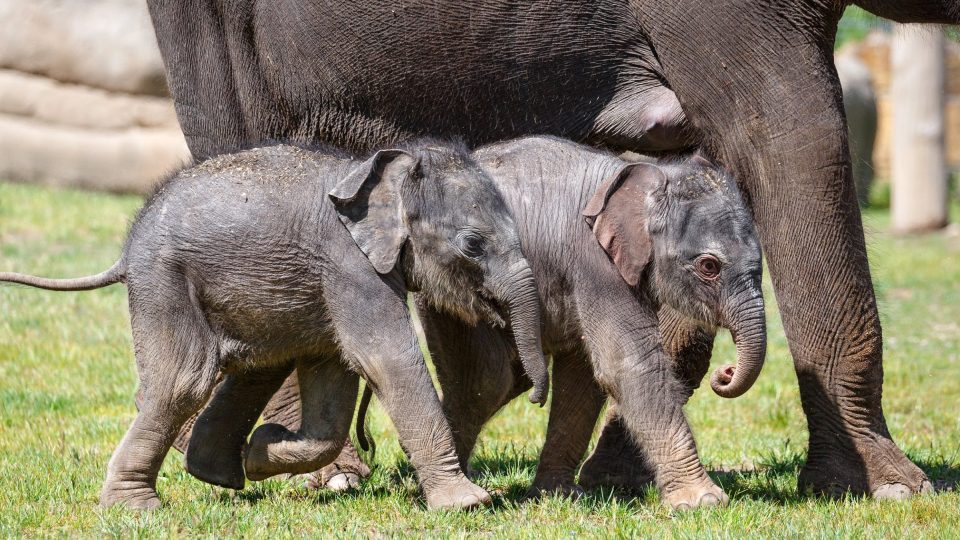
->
[580, 310, 715, 491]
[100, 288, 220, 509]
[259, 373, 371, 491]
[184, 364, 292, 489]
[321, 273, 489, 510]
[603, 351, 727, 510]
[244, 356, 357, 480]
[528, 348, 605, 499]
[417, 298, 526, 474]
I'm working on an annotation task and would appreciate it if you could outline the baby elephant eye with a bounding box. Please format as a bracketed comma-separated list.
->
[457, 232, 486, 258]
[694, 254, 722, 281]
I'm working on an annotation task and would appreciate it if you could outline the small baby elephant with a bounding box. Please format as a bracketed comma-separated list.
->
[413, 136, 766, 509]
[0, 141, 549, 510]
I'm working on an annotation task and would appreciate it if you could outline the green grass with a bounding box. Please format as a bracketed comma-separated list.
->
[1, 181, 958, 538]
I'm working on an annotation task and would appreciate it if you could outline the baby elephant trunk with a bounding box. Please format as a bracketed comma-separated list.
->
[494, 260, 549, 406]
[710, 288, 767, 398]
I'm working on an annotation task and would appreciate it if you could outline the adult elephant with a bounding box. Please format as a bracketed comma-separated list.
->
[148, 0, 959, 499]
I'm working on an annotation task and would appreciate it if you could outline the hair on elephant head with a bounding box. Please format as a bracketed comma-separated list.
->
[583, 154, 766, 399]
[330, 141, 549, 404]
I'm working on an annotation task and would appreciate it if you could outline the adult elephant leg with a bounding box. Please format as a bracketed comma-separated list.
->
[644, 2, 929, 498]
[416, 297, 528, 475]
[579, 307, 715, 491]
[260, 373, 371, 490]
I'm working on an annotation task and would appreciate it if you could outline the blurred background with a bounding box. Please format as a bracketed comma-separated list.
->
[0, 2, 956, 232]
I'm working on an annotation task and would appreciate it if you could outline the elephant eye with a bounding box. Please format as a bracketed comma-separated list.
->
[694, 254, 721, 281]
[456, 232, 485, 259]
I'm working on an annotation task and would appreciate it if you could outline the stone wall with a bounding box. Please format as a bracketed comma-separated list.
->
[0, 0, 189, 194]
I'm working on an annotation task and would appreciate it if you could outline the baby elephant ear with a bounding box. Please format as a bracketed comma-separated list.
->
[329, 149, 419, 274]
[582, 162, 666, 287]
[689, 150, 714, 168]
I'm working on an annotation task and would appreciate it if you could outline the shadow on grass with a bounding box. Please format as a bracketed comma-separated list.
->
[476, 449, 960, 507]
[217, 449, 958, 509]
[712, 452, 959, 505]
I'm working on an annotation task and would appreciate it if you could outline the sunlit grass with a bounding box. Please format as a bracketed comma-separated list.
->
[1, 181, 958, 537]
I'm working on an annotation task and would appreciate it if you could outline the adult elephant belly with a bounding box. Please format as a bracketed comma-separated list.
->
[153, 0, 693, 159]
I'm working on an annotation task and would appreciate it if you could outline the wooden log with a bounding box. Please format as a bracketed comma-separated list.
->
[890, 25, 949, 233]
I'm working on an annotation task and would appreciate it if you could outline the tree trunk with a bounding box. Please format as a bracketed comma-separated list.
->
[891, 25, 949, 233]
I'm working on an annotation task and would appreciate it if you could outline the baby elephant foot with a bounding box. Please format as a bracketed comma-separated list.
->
[244, 423, 342, 481]
[661, 482, 729, 511]
[324, 472, 362, 491]
[99, 484, 162, 511]
[525, 477, 585, 500]
[299, 470, 363, 491]
[424, 476, 492, 510]
[313, 441, 370, 491]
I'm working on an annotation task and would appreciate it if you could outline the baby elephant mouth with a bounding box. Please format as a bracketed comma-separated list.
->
[476, 287, 508, 328]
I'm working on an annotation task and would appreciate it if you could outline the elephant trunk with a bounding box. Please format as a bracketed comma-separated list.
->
[710, 287, 767, 398]
[495, 261, 549, 405]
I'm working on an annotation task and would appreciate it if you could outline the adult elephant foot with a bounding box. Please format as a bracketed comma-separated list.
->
[798, 420, 932, 499]
[577, 410, 655, 493]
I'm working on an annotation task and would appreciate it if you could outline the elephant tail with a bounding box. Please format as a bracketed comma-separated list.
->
[356, 383, 375, 454]
[0, 258, 126, 291]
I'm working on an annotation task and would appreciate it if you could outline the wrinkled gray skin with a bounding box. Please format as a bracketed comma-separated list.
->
[836, 52, 878, 207]
[412, 137, 766, 508]
[150, 1, 959, 500]
[0, 142, 548, 510]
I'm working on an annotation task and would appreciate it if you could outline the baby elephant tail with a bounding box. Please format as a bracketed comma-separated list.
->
[0, 258, 126, 291]
[355, 383, 376, 456]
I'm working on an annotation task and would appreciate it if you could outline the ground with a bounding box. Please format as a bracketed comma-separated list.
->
[0, 181, 958, 537]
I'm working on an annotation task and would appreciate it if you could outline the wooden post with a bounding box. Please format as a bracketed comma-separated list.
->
[890, 25, 949, 233]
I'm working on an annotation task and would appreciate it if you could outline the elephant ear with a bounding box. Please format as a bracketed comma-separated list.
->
[329, 149, 420, 274]
[688, 150, 714, 168]
[582, 162, 666, 287]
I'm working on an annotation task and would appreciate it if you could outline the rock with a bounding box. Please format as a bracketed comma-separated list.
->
[0, 113, 189, 194]
[0, 0, 167, 96]
[0, 69, 179, 130]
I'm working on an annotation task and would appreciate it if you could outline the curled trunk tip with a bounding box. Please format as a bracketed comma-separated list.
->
[711, 297, 767, 399]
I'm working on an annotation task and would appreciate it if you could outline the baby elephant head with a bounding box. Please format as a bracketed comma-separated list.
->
[329, 142, 549, 404]
[583, 155, 766, 399]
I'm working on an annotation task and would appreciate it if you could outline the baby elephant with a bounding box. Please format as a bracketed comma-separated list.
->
[414, 136, 766, 509]
[0, 141, 549, 510]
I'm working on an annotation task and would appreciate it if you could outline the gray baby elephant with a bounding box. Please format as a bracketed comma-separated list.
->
[0, 141, 549, 510]
[411, 136, 766, 509]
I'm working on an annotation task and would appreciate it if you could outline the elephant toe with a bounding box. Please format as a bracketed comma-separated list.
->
[326, 472, 361, 491]
[872, 481, 932, 500]
[663, 482, 729, 511]
[699, 491, 727, 507]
